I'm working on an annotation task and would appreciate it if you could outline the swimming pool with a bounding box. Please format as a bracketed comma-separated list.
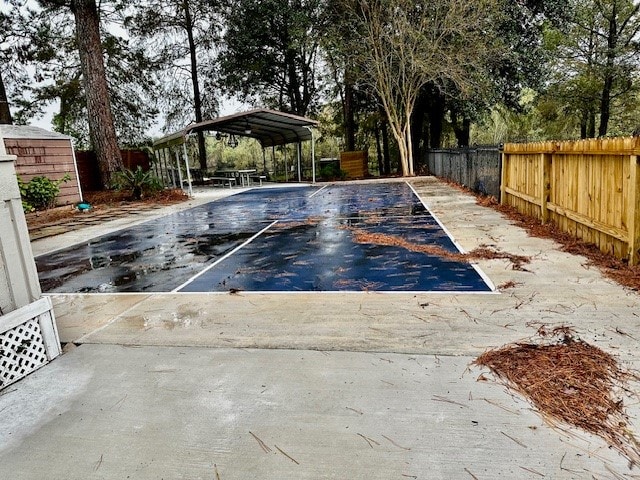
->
[36, 183, 494, 293]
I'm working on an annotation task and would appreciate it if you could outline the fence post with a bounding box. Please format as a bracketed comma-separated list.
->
[0, 155, 42, 312]
[540, 153, 552, 224]
[500, 148, 508, 205]
[628, 154, 640, 266]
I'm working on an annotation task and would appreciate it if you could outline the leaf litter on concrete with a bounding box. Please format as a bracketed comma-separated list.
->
[26, 188, 188, 231]
[422, 178, 640, 290]
[475, 192, 640, 291]
[474, 326, 640, 467]
[344, 227, 531, 270]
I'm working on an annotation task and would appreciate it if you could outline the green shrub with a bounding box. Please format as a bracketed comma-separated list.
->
[318, 163, 348, 181]
[111, 166, 162, 200]
[18, 174, 71, 212]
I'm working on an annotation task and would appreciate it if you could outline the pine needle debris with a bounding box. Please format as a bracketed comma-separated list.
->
[474, 327, 640, 466]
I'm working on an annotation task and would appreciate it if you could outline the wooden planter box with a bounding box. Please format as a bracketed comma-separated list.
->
[340, 151, 369, 178]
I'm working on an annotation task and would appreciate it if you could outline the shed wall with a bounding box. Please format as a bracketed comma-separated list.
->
[5, 138, 81, 206]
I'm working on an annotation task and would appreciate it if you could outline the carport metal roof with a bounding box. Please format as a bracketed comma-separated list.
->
[153, 108, 318, 149]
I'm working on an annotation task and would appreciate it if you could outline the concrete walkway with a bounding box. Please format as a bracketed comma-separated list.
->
[2, 177, 640, 479]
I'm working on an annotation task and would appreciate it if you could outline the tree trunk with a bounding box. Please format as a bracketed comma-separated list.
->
[587, 109, 596, 138]
[598, 2, 618, 138]
[70, 0, 122, 188]
[344, 79, 356, 151]
[381, 111, 392, 174]
[455, 119, 471, 147]
[57, 95, 69, 134]
[389, 120, 411, 177]
[374, 121, 384, 175]
[286, 47, 304, 115]
[404, 111, 415, 176]
[460, 119, 471, 147]
[451, 109, 471, 147]
[396, 136, 410, 176]
[0, 70, 12, 124]
[427, 89, 446, 149]
[195, 133, 207, 172]
[183, 0, 207, 171]
[410, 89, 428, 171]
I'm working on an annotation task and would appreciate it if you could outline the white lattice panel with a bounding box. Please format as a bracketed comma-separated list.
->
[0, 317, 48, 388]
[0, 297, 60, 390]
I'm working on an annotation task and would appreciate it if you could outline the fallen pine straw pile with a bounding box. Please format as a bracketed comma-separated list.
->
[475, 326, 640, 466]
[84, 188, 188, 205]
[346, 227, 530, 270]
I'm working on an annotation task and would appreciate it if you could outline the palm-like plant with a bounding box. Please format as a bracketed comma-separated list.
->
[111, 166, 161, 200]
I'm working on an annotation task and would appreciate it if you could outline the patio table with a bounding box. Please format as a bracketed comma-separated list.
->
[215, 169, 257, 187]
[237, 169, 257, 186]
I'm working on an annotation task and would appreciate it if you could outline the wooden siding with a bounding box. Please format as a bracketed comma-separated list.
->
[5, 138, 81, 207]
[502, 138, 640, 265]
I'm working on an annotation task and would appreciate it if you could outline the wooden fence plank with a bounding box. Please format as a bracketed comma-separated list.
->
[540, 153, 550, 223]
[628, 155, 640, 265]
[503, 137, 640, 264]
[500, 150, 508, 204]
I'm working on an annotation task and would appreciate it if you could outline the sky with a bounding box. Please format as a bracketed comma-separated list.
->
[15, 0, 249, 139]
[31, 97, 248, 139]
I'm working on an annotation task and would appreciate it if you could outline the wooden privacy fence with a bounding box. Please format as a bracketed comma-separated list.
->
[501, 137, 640, 265]
[76, 149, 151, 190]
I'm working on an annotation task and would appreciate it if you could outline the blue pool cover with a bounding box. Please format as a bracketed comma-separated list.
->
[36, 183, 493, 293]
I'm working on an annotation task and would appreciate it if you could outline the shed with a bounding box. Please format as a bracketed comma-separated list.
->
[0, 125, 83, 206]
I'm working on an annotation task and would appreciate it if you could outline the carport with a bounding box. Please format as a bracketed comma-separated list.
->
[152, 109, 318, 195]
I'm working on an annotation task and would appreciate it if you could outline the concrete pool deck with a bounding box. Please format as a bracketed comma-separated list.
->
[3, 177, 640, 479]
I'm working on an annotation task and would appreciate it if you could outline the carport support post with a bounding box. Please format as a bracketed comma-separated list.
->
[182, 140, 193, 197]
[271, 146, 276, 179]
[297, 142, 302, 182]
[159, 148, 167, 186]
[262, 148, 267, 173]
[151, 149, 158, 179]
[306, 127, 316, 184]
[174, 149, 184, 190]
[167, 148, 178, 188]
[165, 148, 176, 188]
[157, 149, 166, 184]
[152, 148, 162, 184]
[164, 148, 173, 187]
[284, 145, 288, 182]
[159, 148, 170, 187]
